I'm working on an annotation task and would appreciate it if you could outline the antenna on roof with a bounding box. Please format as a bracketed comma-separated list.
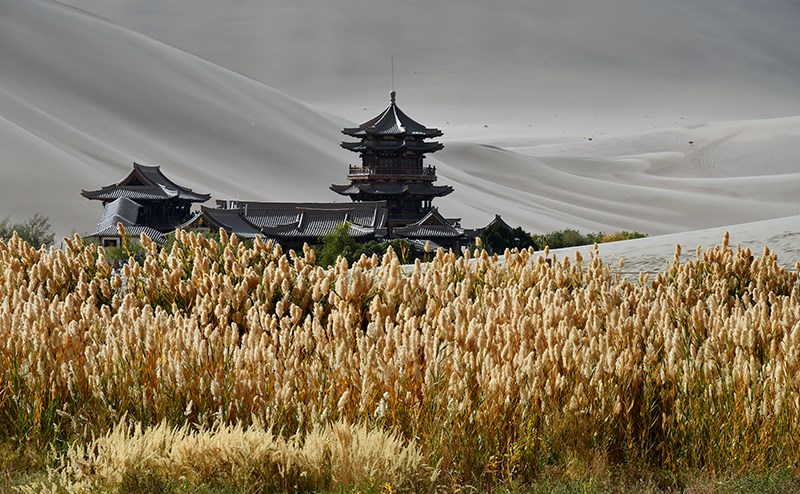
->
[390, 56, 397, 103]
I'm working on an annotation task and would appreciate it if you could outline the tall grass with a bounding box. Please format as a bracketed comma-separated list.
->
[1, 228, 799, 491]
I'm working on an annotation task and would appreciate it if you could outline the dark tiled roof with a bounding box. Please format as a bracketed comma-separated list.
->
[261, 211, 376, 239]
[195, 201, 389, 241]
[177, 207, 264, 239]
[82, 163, 211, 203]
[393, 208, 464, 239]
[96, 197, 141, 231]
[394, 225, 462, 238]
[84, 185, 176, 201]
[90, 225, 166, 244]
[342, 91, 443, 139]
[342, 140, 444, 154]
[482, 214, 514, 232]
[330, 183, 453, 198]
[220, 201, 388, 229]
[405, 141, 444, 153]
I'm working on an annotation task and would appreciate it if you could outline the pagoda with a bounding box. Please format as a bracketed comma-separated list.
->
[331, 91, 453, 227]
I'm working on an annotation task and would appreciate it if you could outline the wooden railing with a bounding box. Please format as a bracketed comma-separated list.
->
[348, 165, 436, 177]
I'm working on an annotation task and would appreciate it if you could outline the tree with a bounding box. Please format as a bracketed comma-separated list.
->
[0, 213, 55, 247]
[313, 223, 423, 267]
[480, 221, 537, 254]
[314, 223, 362, 267]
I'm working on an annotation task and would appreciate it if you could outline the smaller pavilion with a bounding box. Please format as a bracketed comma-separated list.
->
[82, 163, 210, 245]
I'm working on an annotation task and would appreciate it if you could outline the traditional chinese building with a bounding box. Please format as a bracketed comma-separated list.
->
[331, 91, 454, 227]
[82, 94, 472, 252]
[82, 163, 210, 245]
[179, 201, 389, 251]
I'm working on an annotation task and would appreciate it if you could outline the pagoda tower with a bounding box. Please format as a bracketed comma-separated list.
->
[331, 91, 453, 227]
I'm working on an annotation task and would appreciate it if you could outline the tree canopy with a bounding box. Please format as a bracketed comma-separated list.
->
[0, 213, 55, 247]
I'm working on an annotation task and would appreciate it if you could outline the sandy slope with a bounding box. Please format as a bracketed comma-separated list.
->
[547, 215, 800, 273]
[59, 0, 800, 130]
[0, 0, 799, 250]
[435, 117, 800, 235]
[0, 0, 349, 241]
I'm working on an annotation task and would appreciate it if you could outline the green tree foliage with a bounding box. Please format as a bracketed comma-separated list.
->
[600, 230, 649, 243]
[533, 228, 647, 249]
[480, 221, 538, 254]
[103, 237, 146, 266]
[314, 223, 362, 267]
[314, 223, 421, 267]
[0, 213, 55, 247]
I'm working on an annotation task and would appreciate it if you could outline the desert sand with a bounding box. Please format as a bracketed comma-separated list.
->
[1, 0, 798, 266]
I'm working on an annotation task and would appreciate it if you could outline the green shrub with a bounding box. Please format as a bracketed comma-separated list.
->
[480, 222, 537, 254]
[314, 223, 422, 267]
[533, 229, 647, 250]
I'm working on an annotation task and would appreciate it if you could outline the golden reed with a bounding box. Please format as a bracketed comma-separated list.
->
[2, 229, 799, 490]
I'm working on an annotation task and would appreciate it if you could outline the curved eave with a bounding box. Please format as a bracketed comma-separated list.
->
[332, 183, 452, 198]
[408, 184, 453, 198]
[182, 192, 213, 202]
[82, 187, 175, 201]
[406, 141, 444, 153]
[82, 186, 210, 203]
[394, 228, 463, 239]
[341, 140, 443, 155]
[133, 162, 212, 202]
[343, 93, 443, 139]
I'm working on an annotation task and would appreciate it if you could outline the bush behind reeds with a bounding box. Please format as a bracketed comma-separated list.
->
[1, 228, 799, 490]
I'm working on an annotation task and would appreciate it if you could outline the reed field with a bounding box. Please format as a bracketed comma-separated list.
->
[1, 227, 799, 492]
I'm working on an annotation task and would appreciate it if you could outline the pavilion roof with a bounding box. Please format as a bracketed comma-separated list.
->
[482, 214, 515, 232]
[220, 200, 389, 230]
[96, 197, 141, 232]
[341, 140, 443, 153]
[179, 201, 390, 241]
[342, 91, 443, 139]
[82, 163, 211, 203]
[393, 208, 464, 239]
[178, 207, 265, 239]
[330, 182, 453, 198]
[260, 209, 377, 239]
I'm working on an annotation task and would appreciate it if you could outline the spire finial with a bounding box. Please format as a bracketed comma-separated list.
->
[390, 90, 396, 103]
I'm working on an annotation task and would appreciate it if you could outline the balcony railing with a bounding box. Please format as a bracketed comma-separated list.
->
[348, 165, 436, 177]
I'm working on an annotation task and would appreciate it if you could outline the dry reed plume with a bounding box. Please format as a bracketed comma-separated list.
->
[20, 419, 429, 493]
[1, 228, 799, 490]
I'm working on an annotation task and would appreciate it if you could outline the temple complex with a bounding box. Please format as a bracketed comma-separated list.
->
[83, 93, 477, 251]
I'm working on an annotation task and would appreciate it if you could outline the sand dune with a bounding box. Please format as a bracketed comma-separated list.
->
[435, 117, 800, 234]
[0, 0, 349, 240]
[60, 0, 800, 130]
[548, 215, 800, 274]
[1, 0, 799, 252]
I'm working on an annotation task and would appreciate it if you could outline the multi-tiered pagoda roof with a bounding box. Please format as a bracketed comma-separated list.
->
[332, 91, 453, 227]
